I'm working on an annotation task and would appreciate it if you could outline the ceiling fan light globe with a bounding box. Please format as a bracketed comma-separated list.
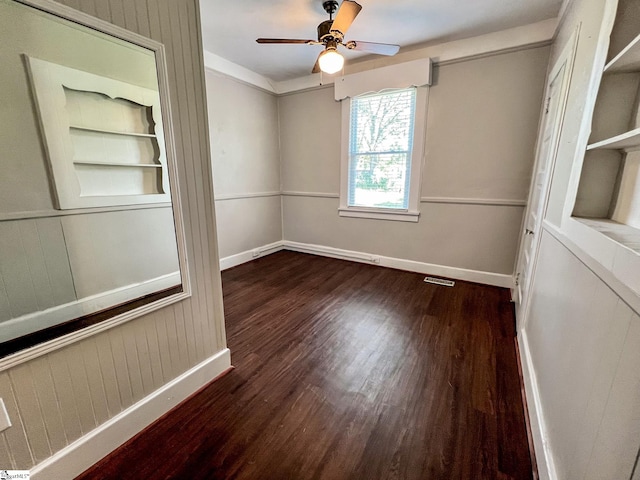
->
[318, 50, 344, 74]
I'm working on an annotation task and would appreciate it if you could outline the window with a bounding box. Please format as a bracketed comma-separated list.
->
[339, 87, 427, 222]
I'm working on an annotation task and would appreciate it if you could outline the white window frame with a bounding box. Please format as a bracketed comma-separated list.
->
[339, 86, 428, 222]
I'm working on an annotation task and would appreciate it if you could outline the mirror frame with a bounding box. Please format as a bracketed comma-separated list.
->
[0, 0, 191, 369]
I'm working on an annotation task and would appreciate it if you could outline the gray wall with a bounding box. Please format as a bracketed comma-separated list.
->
[523, 0, 640, 477]
[279, 46, 550, 275]
[0, 0, 226, 470]
[206, 72, 283, 259]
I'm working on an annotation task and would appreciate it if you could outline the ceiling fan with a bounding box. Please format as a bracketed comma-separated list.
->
[256, 0, 400, 75]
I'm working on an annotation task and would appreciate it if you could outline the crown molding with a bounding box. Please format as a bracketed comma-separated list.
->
[203, 50, 276, 94]
[203, 18, 557, 96]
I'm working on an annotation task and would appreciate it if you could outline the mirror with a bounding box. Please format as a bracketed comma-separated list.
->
[0, 0, 189, 359]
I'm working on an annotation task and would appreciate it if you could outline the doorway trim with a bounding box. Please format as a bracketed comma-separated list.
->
[513, 26, 581, 330]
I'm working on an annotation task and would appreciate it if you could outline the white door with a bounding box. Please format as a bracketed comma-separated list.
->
[514, 31, 578, 327]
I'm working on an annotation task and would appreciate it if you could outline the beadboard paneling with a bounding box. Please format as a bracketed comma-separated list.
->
[0, 0, 226, 471]
[526, 231, 640, 479]
[0, 219, 76, 322]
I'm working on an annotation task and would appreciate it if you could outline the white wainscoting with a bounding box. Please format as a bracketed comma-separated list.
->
[518, 330, 557, 480]
[220, 240, 514, 288]
[30, 348, 231, 480]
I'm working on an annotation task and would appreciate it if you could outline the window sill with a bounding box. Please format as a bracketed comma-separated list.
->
[338, 207, 420, 222]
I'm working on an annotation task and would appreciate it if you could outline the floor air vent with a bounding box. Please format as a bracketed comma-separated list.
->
[424, 276, 455, 287]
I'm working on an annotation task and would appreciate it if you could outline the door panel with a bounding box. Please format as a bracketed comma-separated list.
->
[514, 31, 579, 327]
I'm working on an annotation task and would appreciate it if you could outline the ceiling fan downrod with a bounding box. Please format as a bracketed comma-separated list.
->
[322, 1, 339, 19]
[318, 1, 342, 44]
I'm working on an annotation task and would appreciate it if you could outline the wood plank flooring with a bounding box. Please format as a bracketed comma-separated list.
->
[76, 251, 533, 479]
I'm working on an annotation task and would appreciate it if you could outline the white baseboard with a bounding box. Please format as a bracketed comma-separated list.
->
[1, 272, 181, 343]
[219, 239, 514, 288]
[284, 241, 514, 288]
[31, 348, 232, 480]
[219, 241, 285, 271]
[517, 330, 557, 480]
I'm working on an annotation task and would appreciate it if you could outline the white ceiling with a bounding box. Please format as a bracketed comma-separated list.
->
[199, 0, 562, 82]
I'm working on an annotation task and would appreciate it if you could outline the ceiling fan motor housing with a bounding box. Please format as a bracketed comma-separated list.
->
[256, 0, 400, 74]
[319, 0, 343, 44]
[317, 20, 334, 42]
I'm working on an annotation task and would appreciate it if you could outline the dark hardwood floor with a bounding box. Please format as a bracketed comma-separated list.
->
[76, 251, 533, 480]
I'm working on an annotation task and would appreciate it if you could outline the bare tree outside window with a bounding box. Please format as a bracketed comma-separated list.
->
[348, 89, 416, 209]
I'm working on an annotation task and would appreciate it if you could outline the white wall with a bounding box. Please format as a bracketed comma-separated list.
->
[519, 0, 640, 478]
[205, 71, 283, 260]
[279, 46, 550, 278]
[525, 230, 640, 480]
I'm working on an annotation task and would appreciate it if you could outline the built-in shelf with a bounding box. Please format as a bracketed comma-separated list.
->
[604, 33, 640, 73]
[73, 160, 161, 168]
[587, 127, 640, 151]
[574, 217, 640, 254]
[574, 1, 640, 258]
[571, 0, 640, 302]
[27, 55, 170, 208]
[69, 125, 156, 138]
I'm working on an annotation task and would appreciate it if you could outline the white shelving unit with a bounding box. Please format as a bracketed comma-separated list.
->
[604, 33, 640, 73]
[27, 56, 171, 209]
[69, 125, 158, 138]
[573, 0, 640, 244]
[587, 127, 640, 151]
[73, 161, 162, 168]
[574, 2, 640, 248]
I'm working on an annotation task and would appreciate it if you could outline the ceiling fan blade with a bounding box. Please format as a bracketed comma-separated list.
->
[256, 38, 315, 44]
[312, 51, 322, 74]
[346, 40, 400, 56]
[330, 0, 362, 36]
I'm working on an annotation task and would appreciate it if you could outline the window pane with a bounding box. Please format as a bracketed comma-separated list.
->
[348, 89, 416, 210]
[350, 153, 409, 208]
